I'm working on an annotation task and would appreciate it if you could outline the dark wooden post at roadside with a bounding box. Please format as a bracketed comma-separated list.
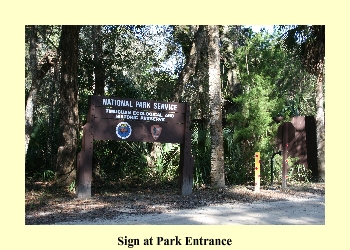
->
[278, 122, 295, 189]
[179, 103, 194, 195]
[77, 95, 194, 199]
[282, 132, 288, 189]
[76, 97, 94, 198]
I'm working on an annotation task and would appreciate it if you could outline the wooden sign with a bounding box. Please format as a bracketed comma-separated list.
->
[76, 96, 194, 199]
[277, 122, 295, 144]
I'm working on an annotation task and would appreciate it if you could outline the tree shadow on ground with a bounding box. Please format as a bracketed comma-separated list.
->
[25, 179, 324, 225]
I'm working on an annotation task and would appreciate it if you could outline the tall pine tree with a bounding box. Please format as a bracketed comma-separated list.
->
[56, 25, 81, 186]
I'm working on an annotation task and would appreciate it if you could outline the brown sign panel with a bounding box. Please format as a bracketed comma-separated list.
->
[93, 106, 186, 123]
[276, 116, 319, 180]
[91, 96, 187, 113]
[277, 122, 296, 143]
[90, 95, 187, 143]
[77, 95, 194, 199]
[92, 119, 185, 143]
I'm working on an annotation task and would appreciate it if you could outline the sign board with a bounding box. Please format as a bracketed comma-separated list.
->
[91, 96, 187, 143]
[76, 96, 194, 199]
[278, 122, 296, 189]
[277, 122, 295, 144]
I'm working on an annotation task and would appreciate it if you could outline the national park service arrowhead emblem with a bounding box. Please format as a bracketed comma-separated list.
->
[151, 125, 162, 140]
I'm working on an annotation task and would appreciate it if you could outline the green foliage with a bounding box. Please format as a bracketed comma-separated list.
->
[152, 143, 180, 182]
[271, 155, 312, 184]
[224, 128, 250, 185]
[68, 180, 76, 192]
[270, 154, 298, 184]
[222, 28, 317, 186]
[25, 25, 320, 191]
[223, 31, 282, 185]
[93, 141, 148, 182]
[279, 25, 325, 75]
[288, 164, 312, 183]
[191, 121, 211, 186]
[43, 170, 55, 181]
[25, 109, 60, 180]
[25, 25, 61, 182]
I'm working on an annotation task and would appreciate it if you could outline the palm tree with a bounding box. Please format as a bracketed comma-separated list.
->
[281, 25, 325, 181]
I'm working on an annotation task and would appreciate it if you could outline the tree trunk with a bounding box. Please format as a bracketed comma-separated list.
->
[92, 25, 105, 96]
[25, 26, 38, 157]
[173, 25, 206, 102]
[315, 62, 325, 181]
[56, 25, 80, 186]
[91, 25, 105, 182]
[221, 25, 241, 98]
[207, 25, 225, 188]
[25, 26, 59, 158]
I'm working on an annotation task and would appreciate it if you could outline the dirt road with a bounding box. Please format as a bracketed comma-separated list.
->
[55, 193, 324, 225]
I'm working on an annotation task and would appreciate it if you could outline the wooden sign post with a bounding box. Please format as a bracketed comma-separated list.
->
[77, 96, 194, 199]
[278, 122, 295, 189]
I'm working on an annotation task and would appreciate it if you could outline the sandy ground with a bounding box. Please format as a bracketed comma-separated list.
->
[55, 193, 324, 225]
